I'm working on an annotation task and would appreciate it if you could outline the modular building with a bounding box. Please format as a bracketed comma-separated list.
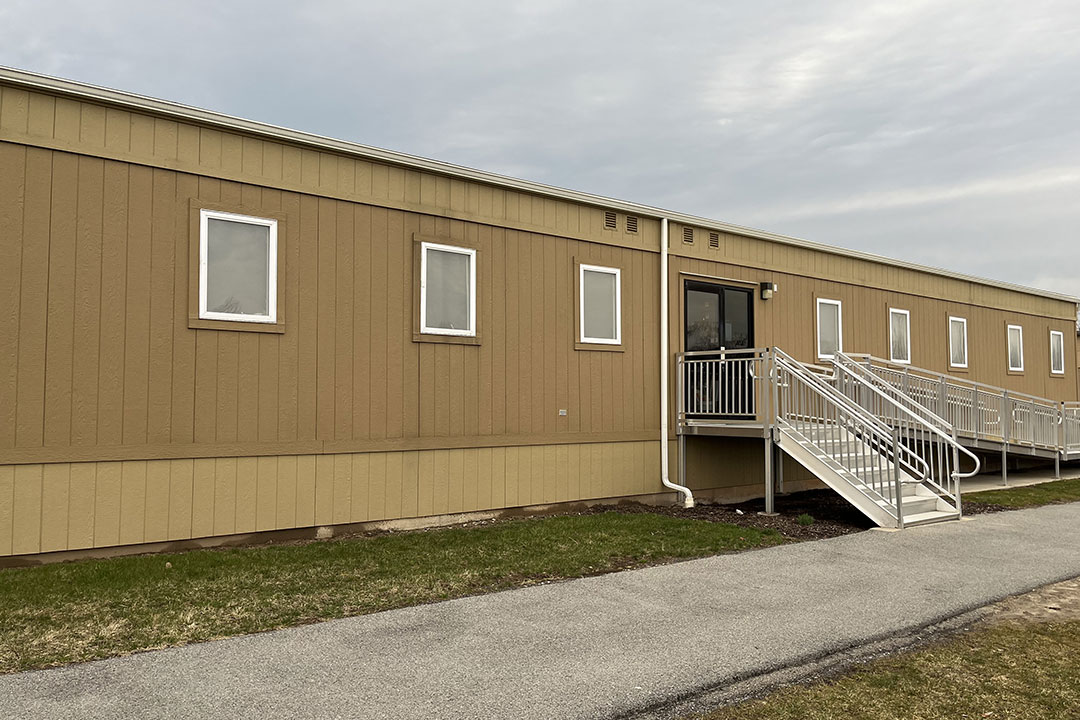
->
[0, 67, 1077, 562]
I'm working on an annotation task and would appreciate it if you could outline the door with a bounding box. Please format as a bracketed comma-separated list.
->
[683, 281, 755, 417]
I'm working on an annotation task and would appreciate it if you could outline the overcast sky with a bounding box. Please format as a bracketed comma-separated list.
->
[3, 1, 1080, 298]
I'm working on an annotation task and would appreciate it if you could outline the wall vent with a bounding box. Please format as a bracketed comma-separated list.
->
[626, 216, 639, 234]
[604, 211, 617, 230]
[709, 232, 720, 249]
[683, 227, 694, 244]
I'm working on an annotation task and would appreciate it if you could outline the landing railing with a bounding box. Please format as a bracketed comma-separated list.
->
[676, 349, 769, 425]
[849, 355, 1079, 458]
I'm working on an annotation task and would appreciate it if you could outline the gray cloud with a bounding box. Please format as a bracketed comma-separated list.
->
[3, 0, 1079, 297]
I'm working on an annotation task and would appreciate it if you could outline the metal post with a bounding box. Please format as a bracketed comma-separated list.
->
[763, 431, 776, 515]
[1002, 392, 1010, 486]
[678, 433, 687, 493]
[892, 427, 904, 530]
[775, 439, 785, 494]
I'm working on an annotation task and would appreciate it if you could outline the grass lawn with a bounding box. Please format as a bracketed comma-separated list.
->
[699, 619, 1080, 720]
[966, 476, 1080, 508]
[0, 511, 782, 674]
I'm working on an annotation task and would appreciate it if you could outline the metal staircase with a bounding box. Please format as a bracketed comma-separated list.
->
[675, 348, 986, 529]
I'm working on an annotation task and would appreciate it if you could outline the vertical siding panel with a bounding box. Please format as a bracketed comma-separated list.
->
[462, 448, 478, 512]
[401, 450, 419, 518]
[193, 330, 218, 443]
[170, 174, 199, 445]
[275, 455, 297, 529]
[215, 333, 239, 443]
[504, 445, 519, 507]
[53, 98, 80, 144]
[26, 91, 55, 139]
[543, 237, 558, 434]
[314, 454, 334, 525]
[143, 460, 170, 543]
[119, 460, 147, 545]
[297, 195, 319, 440]
[256, 455, 278, 531]
[234, 457, 258, 533]
[368, 208, 388, 438]
[43, 152, 78, 447]
[476, 447, 492, 510]
[417, 450, 434, 517]
[333, 453, 352, 524]
[385, 211, 406, 438]
[40, 463, 70, 553]
[447, 448, 465, 513]
[518, 234, 533, 433]
[0, 466, 12, 556]
[352, 204, 372, 439]
[277, 192, 302, 442]
[0, 144, 25, 448]
[71, 157, 104, 446]
[385, 451, 404, 519]
[335, 200, 354, 440]
[555, 444, 569, 502]
[168, 459, 194, 541]
[0, 87, 30, 133]
[97, 161, 129, 445]
[530, 238, 545, 434]
[122, 165, 152, 445]
[213, 457, 237, 536]
[316, 198, 337, 441]
[12, 464, 43, 555]
[67, 463, 96, 549]
[432, 449, 449, 515]
[9, 153, 52, 444]
[491, 446, 506, 508]
[295, 455, 316, 527]
[93, 462, 121, 547]
[257, 333, 279, 442]
[191, 457, 216, 538]
[146, 170, 176, 444]
[368, 452, 387, 520]
[350, 452, 369, 521]
[491, 228, 506, 436]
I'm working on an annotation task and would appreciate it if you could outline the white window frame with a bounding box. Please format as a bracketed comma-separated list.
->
[1050, 330, 1065, 376]
[419, 241, 477, 337]
[579, 263, 622, 345]
[888, 308, 911, 364]
[199, 209, 278, 324]
[948, 316, 968, 369]
[816, 298, 843, 360]
[1007, 324, 1024, 372]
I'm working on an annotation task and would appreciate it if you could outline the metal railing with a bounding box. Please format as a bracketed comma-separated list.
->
[772, 348, 928, 526]
[832, 353, 981, 512]
[676, 349, 769, 423]
[849, 354, 1080, 458]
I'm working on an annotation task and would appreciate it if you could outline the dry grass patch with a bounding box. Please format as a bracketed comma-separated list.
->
[698, 579, 1080, 720]
[0, 511, 782, 674]
[966, 477, 1080, 510]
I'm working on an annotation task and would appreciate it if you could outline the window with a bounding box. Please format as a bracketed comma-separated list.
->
[579, 264, 621, 344]
[1007, 324, 1024, 372]
[949, 317, 968, 369]
[1050, 330, 1065, 376]
[889, 308, 911, 364]
[199, 209, 277, 324]
[420, 242, 476, 336]
[816, 298, 842, 360]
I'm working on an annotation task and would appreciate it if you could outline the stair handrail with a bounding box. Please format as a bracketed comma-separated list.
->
[834, 354, 981, 491]
[772, 348, 931, 486]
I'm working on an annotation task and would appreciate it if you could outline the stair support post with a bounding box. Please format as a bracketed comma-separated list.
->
[1001, 392, 1010, 487]
[763, 430, 776, 515]
[892, 426, 904, 530]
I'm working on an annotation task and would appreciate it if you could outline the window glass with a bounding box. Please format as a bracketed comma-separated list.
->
[581, 266, 620, 343]
[949, 317, 967, 368]
[685, 288, 720, 351]
[1008, 325, 1024, 371]
[889, 309, 910, 363]
[1051, 331, 1065, 375]
[817, 300, 841, 359]
[424, 247, 472, 333]
[199, 210, 276, 324]
[723, 288, 751, 348]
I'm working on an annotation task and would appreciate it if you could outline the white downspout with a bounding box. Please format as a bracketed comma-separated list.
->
[660, 217, 695, 508]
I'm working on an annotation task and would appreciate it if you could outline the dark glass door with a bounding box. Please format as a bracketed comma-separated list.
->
[683, 281, 755, 417]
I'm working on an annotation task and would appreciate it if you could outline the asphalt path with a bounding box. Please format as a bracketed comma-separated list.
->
[3, 503, 1080, 720]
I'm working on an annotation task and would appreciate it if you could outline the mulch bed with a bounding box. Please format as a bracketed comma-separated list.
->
[594, 489, 875, 541]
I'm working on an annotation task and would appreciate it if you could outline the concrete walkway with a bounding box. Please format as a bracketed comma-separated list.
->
[960, 464, 1080, 493]
[4, 504, 1080, 720]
